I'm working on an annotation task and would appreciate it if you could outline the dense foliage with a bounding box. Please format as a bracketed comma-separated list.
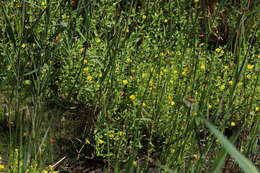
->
[0, 0, 259, 172]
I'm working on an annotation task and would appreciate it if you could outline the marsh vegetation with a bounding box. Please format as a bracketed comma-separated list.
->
[0, 0, 259, 172]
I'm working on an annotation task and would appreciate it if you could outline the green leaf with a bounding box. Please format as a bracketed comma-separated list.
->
[204, 120, 259, 173]
[211, 126, 242, 173]
[23, 69, 39, 76]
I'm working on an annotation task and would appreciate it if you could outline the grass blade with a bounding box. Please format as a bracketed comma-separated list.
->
[204, 120, 259, 173]
[211, 126, 242, 173]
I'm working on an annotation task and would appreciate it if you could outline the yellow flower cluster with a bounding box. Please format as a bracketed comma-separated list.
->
[168, 96, 175, 106]
[215, 48, 224, 54]
[127, 58, 132, 63]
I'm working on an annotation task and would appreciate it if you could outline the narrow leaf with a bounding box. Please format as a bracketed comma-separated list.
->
[211, 127, 242, 173]
[204, 120, 259, 173]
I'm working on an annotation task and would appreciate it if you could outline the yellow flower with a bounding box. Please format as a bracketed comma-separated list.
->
[123, 80, 129, 85]
[41, 170, 48, 173]
[228, 80, 233, 85]
[193, 154, 199, 160]
[132, 161, 137, 166]
[230, 122, 236, 127]
[215, 48, 221, 53]
[257, 55, 260, 59]
[87, 75, 93, 81]
[96, 38, 101, 43]
[173, 70, 178, 74]
[160, 52, 165, 56]
[97, 139, 105, 144]
[176, 51, 181, 56]
[125, 28, 129, 33]
[85, 138, 90, 144]
[129, 95, 136, 101]
[119, 131, 126, 136]
[141, 73, 147, 78]
[246, 74, 251, 79]
[224, 65, 229, 70]
[142, 15, 147, 20]
[149, 80, 154, 87]
[82, 67, 88, 73]
[0, 164, 5, 169]
[48, 165, 53, 170]
[220, 50, 224, 54]
[108, 132, 115, 139]
[144, 35, 149, 39]
[160, 71, 164, 76]
[219, 85, 225, 90]
[83, 59, 88, 65]
[98, 73, 102, 77]
[21, 43, 26, 48]
[170, 101, 175, 106]
[255, 107, 259, 112]
[164, 19, 168, 23]
[247, 64, 254, 70]
[170, 148, 176, 153]
[200, 64, 206, 70]
[80, 48, 85, 54]
[127, 58, 132, 63]
[41, 1, 46, 6]
[238, 82, 243, 86]
[208, 104, 212, 109]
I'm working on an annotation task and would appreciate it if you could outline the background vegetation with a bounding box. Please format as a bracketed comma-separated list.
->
[0, 0, 259, 172]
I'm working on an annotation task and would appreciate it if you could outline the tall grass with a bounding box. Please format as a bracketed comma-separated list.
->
[0, 0, 259, 172]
